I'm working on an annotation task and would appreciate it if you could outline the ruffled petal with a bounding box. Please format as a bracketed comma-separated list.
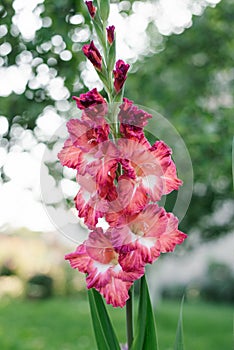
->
[150, 141, 183, 194]
[57, 139, 82, 169]
[118, 249, 145, 273]
[110, 204, 168, 265]
[98, 278, 132, 308]
[65, 244, 91, 273]
[157, 212, 187, 253]
[162, 162, 183, 193]
[85, 228, 117, 264]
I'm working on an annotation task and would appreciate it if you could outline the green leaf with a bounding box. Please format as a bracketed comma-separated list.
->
[107, 38, 116, 72]
[88, 289, 109, 350]
[131, 275, 158, 350]
[88, 288, 121, 350]
[174, 296, 185, 350]
[99, 0, 110, 22]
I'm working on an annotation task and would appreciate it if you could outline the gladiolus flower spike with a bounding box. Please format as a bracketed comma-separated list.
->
[58, 0, 187, 309]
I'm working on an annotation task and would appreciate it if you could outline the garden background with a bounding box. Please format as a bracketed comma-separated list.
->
[0, 0, 233, 349]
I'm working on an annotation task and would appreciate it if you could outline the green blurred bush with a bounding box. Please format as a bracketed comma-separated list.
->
[161, 262, 234, 304]
[26, 274, 53, 299]
[200, 262, 234, 303]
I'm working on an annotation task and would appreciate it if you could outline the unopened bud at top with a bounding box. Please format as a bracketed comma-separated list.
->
[85, 1, 96, 18]
[106, 25, 115, 44]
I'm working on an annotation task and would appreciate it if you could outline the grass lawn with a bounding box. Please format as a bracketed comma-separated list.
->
[0, 296, 233, 350]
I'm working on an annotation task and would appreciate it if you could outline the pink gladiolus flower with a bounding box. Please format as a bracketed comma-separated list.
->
[111, 204, 187, 267]
[58, 119, 111, 177]
[85, 1, 96, 18]
[65, 228, 144, 307]
[117, 138, 182, 202]
[113, 60, 130, 93]
[106, 25, 115, 44]
[82, 41, 102, 71]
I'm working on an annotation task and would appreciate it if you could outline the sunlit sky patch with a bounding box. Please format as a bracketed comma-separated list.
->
[0, 0, 222, 233]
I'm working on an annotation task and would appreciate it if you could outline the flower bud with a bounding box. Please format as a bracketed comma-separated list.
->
[106, 25, 115, 44]
[82, 41, 102, 71]
[85, 1, 96, 18]
[113, 59, 130, 93]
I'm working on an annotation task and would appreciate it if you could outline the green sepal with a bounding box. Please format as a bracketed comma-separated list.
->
[113, 87, 124, 103]
[88, 288, 121, 350]
[174, 296, 185, 350]
[107, 38, 116, 73]
[131, 275, 158, 350]
[99, 0, 110, 22]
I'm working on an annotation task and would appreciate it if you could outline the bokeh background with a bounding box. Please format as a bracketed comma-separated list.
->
[0, 0, 233, 349]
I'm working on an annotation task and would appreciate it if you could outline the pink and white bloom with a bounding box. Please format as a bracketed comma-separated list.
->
[118, 138, 182, 202]
[65, 228, 144, 307]
[111, 204, 187, 267]
[58, 119, 112, 177]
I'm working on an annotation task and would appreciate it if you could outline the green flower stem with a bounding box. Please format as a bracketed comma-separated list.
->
[126, 287, 134, 349]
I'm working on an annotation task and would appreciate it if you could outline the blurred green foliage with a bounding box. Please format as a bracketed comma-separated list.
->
[0, 0, 233, 240]
[200, 262, 234, 303]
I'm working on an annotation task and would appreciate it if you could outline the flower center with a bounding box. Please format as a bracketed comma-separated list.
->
[110, 251, 119, 266]
[131, 222, 149, 237]
[131, 224, 144, 237]
[103, 248, 119, 265]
